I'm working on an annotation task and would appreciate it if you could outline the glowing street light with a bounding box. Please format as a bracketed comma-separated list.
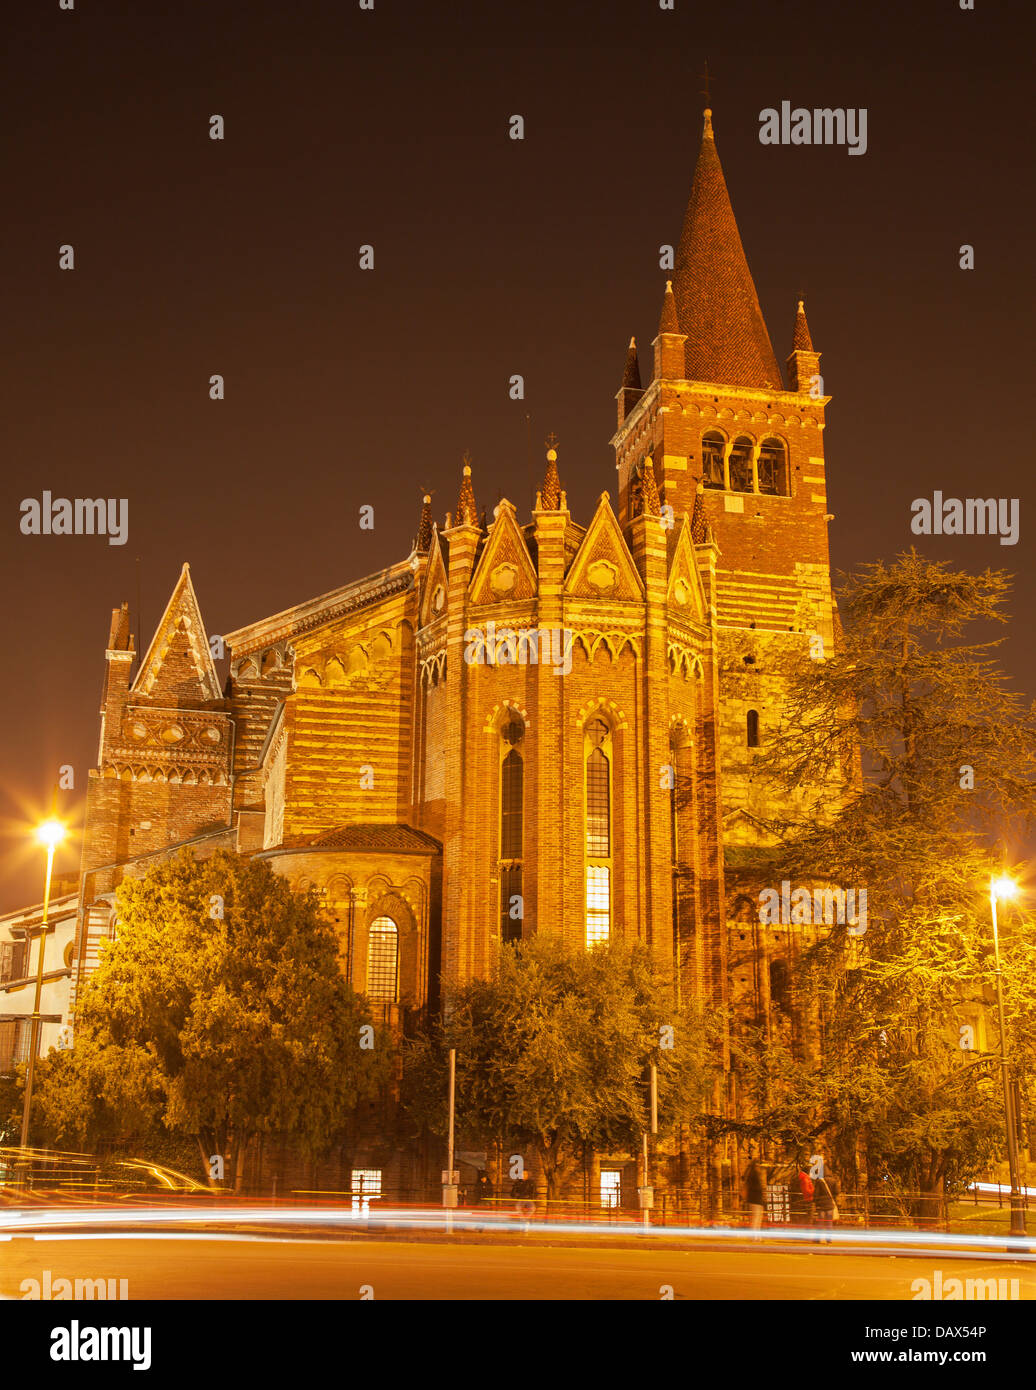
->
[988, 873, 1026, 1237]
[19, 816, 68, 1150]
[35, 819, 67, 850]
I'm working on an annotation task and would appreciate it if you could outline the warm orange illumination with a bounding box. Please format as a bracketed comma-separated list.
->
[35, 818, 66, 849]
[991, 875, 1019, 902]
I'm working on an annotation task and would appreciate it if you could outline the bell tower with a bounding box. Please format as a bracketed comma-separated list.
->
[611, 107, 838, 842]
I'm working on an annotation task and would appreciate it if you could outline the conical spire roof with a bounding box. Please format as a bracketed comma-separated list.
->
[621, 337, 641, 390]
[792, 298, 814, 352]
[540, 444, 562, 510]
[658, 280, 680, 335]
[456, 456, 478, 527]
[672, 109, 782, 390]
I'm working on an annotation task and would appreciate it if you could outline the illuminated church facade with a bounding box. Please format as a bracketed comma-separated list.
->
[3, 111, 838, 1106]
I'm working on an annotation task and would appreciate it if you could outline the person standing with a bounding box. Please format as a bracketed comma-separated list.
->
[813, 1169, 838, 1243]
[742, 1157, 767, 1233]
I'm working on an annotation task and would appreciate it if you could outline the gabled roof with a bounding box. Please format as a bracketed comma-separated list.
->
[468, 500, 538, 605]
[131, 564, 222, 704]
[672, 110, 782, 391]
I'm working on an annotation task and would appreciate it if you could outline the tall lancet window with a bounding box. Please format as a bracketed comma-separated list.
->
[500, 717, 525, 943]
[585, 717, 613, 947]
[367, 917, 398, 1002]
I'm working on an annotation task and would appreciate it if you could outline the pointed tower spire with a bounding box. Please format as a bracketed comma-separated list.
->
[456, 454, 479, 527]
[671, 109, 782, 389]
[690, 481, 711, 545]
[617, 336, 644, 427]
[539, 437, 562, 510]
[416, 492, 434, 553]
[786, 297, 821, 394]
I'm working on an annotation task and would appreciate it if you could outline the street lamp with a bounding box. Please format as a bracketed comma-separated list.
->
[19, 817, 67, 1150]
[989, 874, 1026, 1237]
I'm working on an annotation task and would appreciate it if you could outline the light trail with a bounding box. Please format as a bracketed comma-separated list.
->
[0, 1204, 1032, 1261]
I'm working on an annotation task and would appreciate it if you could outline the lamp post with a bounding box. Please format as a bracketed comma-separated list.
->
[19, 817, 66, 1151]
[989, 875, 1026, 1237]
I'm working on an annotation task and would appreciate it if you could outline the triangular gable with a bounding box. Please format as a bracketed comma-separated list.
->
[564, 493, 644, 601]
[132, 564, 222, 703]
[468, 500, 537, 605]
[665, 514, 707, 621]
[420, 529, 449, 626]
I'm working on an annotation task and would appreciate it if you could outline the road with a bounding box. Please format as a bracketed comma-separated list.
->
[3, 1233, 1033, 1300]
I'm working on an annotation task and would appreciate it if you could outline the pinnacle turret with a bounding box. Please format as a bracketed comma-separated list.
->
[792, 298, 814, 352]
[455, 456, 478, 527]
[658, 280, 680, 336]
[786, 297, 821, 394]
[416, 492, 434, 552]
[540, 440, 562, 511]
[622, 337, 641, 391]
[690, 482, 711, 544]
[640, 456, 661, 517]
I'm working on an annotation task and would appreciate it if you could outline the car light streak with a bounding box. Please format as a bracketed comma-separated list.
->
[0, 1205, 1032, 1260]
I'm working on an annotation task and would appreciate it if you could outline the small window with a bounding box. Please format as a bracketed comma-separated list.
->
[350, 1168, 382, 1215]
[600, 1170, 622, 1209]
[746, 709, 760, 748]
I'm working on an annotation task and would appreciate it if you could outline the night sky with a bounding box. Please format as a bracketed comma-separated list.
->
[2, 0, 1031, 908]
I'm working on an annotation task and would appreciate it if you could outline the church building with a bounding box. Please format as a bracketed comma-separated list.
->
[24, 109, 837, 1110]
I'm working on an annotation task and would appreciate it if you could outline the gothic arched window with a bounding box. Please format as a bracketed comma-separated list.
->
[366, 916, 398, 1001]
[757, 438, 788, 496]
[500, 717, 524, 942]
[746, 708, 761, 748]
[702, 432, 726, 490]
[585, 718, 613, 947]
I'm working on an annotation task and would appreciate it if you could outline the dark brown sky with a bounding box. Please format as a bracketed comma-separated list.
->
[2, 0, 1031, 908]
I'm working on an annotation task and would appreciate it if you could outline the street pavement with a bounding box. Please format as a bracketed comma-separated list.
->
[3, 1233, 1034, 1299]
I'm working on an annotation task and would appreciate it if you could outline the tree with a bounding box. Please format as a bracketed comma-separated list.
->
[744, 552, 1036, 1212]
[33, 851, 391, 1185]
[403, 936, 718, 1201]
